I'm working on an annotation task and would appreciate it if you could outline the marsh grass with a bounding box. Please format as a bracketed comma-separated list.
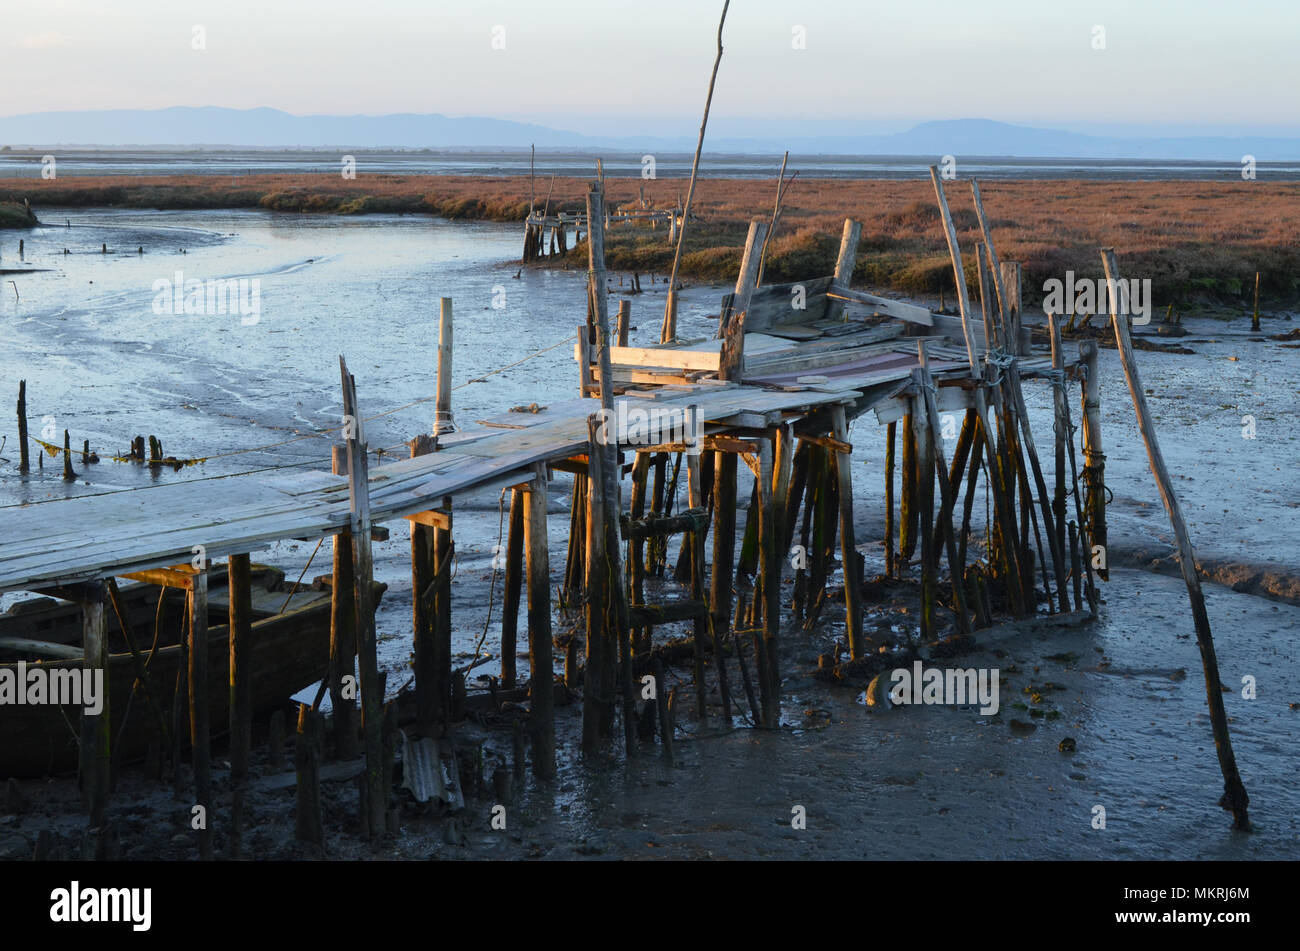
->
[5, 173, 1298, 306]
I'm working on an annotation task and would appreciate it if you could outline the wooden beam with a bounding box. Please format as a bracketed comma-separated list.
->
[929, 166, 979, 376]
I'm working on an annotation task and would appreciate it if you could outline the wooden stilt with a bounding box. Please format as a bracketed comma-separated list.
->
[900, 412, 918, 565]
[501, 486, 525, 689]
[912, 394, 937, 640]
[294, 704, 324, 848]
[629, 452, 651, 654]
[16, 380, 29, 474]
[884, 422, 896, 578]
[188, 569, 212, 860]
[830, 407, 865, 657]
[409, 436, 437, 735]
[524, 463, 556, 779]
[1079, 339, 1108, 581]
[757, 436, 781, 728]
[709, 450, 738, 720]
[687, 435, 709, 724]
[228, 553, 253, 858]
[338, 357, 386, 836]
[329, 444, 357, 758]
[79, 584, 110, 858]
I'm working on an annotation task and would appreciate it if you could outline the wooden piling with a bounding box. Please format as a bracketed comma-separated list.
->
[188, 569, 212, 860]
[294, 704, 324, 848]
[62, 430, 74, 481]
[616, 299, 631, 347]
[228, 552, 253, 858]
[830, 406, 865, 656]
[884, 421, 896, 577]
[1101, 248, 1250, 831]
[339, 357, 387, 836]
[409, 435, 437, 735]
[1079, 339, 1108, 581]
[899, 412, 918, 565]
[756, 437, 781, 728]
[709, 450, 738, 708]
[329, 444, 357, 758]
[523, 463, 556, 779]
[912, 393, 937, 640]
[79, 585, 110, 856]
[687, 440, 709, 723]
[501, 486, 525, 689]
[435, 298, 454, 436]
[16, 380, 28, 473]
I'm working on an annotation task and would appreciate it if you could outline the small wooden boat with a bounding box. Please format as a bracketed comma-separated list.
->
[0, 564, 385, 778]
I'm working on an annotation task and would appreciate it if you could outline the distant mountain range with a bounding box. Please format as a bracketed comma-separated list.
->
[3, 107, 1300, 161]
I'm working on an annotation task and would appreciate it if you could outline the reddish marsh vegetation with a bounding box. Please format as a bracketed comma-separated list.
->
[6, 173, 1297, 307]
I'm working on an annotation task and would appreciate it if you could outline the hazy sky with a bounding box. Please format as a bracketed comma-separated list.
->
[3, 0, 1297, 135]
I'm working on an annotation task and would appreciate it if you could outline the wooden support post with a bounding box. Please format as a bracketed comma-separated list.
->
[616, 299, 631, 347]
[884, 421, 896, 578]
[973, 384, 1027, 617]
[929, 166, 979, 375]
[1007, 362, 1070, 613]
[435, 297, 454, 436]
[433, 503, 453, 728]
[62, 429, 75, 481]
[912, 392, 937, 640]
[188, 569, 212, 860]
[228, 553, 253, 858]
[16, 380, 28, 473]
[329, 444, 357, 758]
[757, 436, 781, 728]
[718, 218, 769, 382]
[1101, 248, 1250, 831]
[409, 436, 437, 735]
[524, 463, 556, 779]
[1001, 261, 1024, 355]
[830, 407, 865, 657]
[915, 349, 971, 636]
[1049, 317, 1070, 604]
[79, 584, 110, 856]
[294, 704, 324, 848]
[1079, 339, 1107, 581]
[582, 416, 612, 752]
[709, 450, 738, 704]
[629, 452, 651, 654]
[826, 219, 862, 321]
[339, 357, 386, 836]
[501, 486, 526, 689]
[900, 412, 918, 564]
[687, 436, 709, 724]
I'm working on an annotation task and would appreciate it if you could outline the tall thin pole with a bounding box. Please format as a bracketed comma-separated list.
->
[1101, 248, 1251, 831]
[660, 0, 730, 343]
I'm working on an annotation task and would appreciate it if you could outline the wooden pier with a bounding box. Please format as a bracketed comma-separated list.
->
[1, 173, 1117, 856]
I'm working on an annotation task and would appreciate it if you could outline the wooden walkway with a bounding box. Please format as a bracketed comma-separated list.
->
[0, 380, 864, 595]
